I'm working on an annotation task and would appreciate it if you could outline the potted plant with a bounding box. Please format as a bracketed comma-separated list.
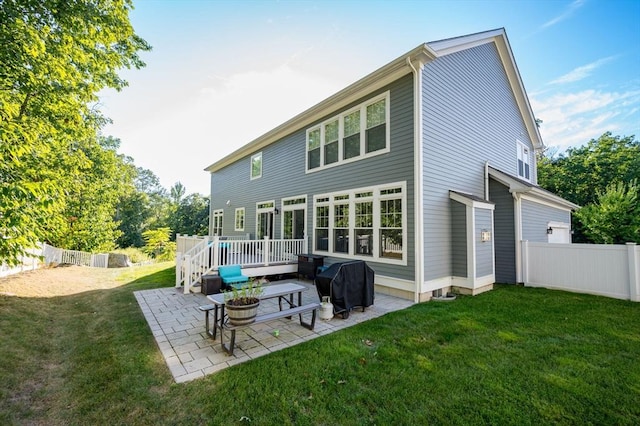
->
[223, 279, 264, 326]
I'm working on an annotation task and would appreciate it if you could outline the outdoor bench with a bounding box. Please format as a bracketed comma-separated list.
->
[220, 302, 320, 355]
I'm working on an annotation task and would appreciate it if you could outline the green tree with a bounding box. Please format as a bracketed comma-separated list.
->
[116, 167, 170, 248]
[574, 181, 639, 244]
[49, 136, 132, 252]
[0, 0, 150, 264]
[142, 227, 175, 261]
[538, 132, 639, 243]
[538, 132, 640, 207]
[172, 193, 210, 238]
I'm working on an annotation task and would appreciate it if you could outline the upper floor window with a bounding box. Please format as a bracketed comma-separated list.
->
[306, 92, 390, 172]
[517, 141, 530, 181]
[251, 152, 262, 180]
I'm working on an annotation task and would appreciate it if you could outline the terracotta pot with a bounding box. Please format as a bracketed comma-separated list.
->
[226, 301, 260, 326]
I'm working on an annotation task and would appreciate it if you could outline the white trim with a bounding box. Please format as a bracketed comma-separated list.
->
[256, 200, 275, 239]
[421, 276, 453, 294]
[212, 209, 224, 236]
[516, 140, 531, 182]
[547, 221, 570, 229]
[514, 193, 523, 282]
[449, 191, 495, 210]
[280, 195, 307, 239]
[312, 181, 408, 266]
[408, 56, 427, 303]
[375, 274, 415, 292]
[520, 193, 574, 213]
[250, 152, 262, 180]
[306, 91, 391, 173]
[234, 207, 245, 232]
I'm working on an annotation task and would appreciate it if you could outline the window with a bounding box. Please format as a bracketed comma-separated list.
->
[234, 208, 245, 231]
[306, 92, 390, 172]
[366, 99, 386, 153]
[251, 152, 262, 180]
[315, 202, 329, 251]
[355, 192, 373, 256]
[517, 141, 530, 181]
[307, 128, 320, 170]
[343, 110, 361, 160]
[212, 209, 223, 236]
[333, 195, 350, 253]
[324, 120, 339, 165]
[312, 182, 406, 264]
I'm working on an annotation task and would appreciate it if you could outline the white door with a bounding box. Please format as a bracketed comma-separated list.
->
[547, 222, 571, 244]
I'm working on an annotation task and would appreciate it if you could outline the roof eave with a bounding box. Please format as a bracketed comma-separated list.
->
[205, 44, 436, 173]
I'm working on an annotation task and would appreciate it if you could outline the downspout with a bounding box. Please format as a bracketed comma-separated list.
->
[484, 161, 490, 200]
[513, 191, 523, 283]
[407, 56, 424, 304]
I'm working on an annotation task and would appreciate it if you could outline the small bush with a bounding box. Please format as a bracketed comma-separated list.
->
[111, 247, 151, 264]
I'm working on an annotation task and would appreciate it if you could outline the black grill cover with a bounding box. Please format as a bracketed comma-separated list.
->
[315, 260, 374, 318]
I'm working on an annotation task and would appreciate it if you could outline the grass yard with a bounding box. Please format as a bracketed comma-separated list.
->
[1, 263, 639, 425]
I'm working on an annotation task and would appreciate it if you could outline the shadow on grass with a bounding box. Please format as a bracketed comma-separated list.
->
[2, 268, 640, 425]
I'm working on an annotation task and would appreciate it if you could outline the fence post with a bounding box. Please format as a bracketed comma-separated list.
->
[264, 236, 270, 266]
[627, 243, 639, 302]
[183, 254, 191, 295]
[175, 252, 182, 288]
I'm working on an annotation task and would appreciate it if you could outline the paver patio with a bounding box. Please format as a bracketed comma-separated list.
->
[134, 279, 413, 383]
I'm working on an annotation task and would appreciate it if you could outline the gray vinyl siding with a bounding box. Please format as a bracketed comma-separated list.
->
[490, 178, 516, 283]
[451, 200, 467, 277]
[421, 41, 533, 281]
[475, 208, 493, 277]
[210, 74, 415, 281]
[521, 199, 571, 242]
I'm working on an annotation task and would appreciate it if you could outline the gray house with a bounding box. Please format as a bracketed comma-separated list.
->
[204, 28, 577, 302]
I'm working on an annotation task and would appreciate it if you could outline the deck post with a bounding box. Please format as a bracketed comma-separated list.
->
[264, 236, 270, 266]
[175, 252, 182, 287]
[212, 236, 219, 270]
[184, 254, 192, 294]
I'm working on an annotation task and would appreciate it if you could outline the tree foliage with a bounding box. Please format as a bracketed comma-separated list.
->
[538, 132, 640, 243]
[142, 227, 175, 261]
[171, 193, 210, 238]
[574, 181, 639, 244]
[0, 0, 150, 264]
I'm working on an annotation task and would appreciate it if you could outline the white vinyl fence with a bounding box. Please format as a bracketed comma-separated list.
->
[522, 241, 639, 302]
[42, 243, 109, 268]
[0, 245, 42, 277]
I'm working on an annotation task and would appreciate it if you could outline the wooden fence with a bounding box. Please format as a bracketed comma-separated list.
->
[42, 243, 109, 268]
[522, 241, 639, 302]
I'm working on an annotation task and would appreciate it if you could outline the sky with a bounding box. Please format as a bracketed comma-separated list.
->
[99, 0, 640, 196]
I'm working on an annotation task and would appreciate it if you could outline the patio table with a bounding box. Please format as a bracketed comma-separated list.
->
[205, 282, 308, 340]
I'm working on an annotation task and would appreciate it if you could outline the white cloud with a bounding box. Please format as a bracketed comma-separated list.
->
[540, 0, 586, 29]
[549, 56, 616, 85]
[531, 88, 640, 151]
[104, 65, 342, 195]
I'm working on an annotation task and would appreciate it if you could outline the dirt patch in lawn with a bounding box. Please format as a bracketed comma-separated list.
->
[0, 265, 123, 298]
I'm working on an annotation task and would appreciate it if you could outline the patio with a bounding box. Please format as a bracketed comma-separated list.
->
[134, 279, 414, 383]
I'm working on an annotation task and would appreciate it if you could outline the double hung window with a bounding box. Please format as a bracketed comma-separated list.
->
[517, 141, 531, 181]
[306, 92, 390, 171]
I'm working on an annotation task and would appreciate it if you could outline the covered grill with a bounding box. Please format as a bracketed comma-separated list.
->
[314, 260, 375, 319]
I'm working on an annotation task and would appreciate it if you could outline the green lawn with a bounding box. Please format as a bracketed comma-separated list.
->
[1, 263, 639, 425]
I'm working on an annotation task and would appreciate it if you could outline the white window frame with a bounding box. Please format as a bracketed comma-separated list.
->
[312, 181, 407, 265]
[306, 91, 390, 173]
[517, 140, 531, 182]
[212, 209, 224, 236]
[250, 152, 262, 180]
[255, 200, 275, 239]
[234, 207, 245, 231]
[281, 195, 307, 239]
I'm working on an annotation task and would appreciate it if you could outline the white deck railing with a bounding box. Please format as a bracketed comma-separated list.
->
[175, 236, 306, 294]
